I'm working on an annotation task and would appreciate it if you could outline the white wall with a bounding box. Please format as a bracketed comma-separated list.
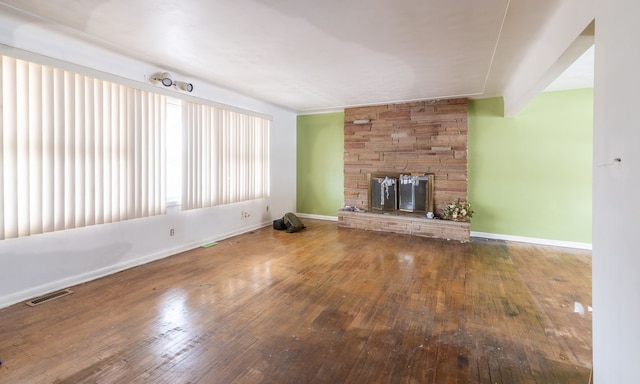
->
[0, 10, 297, 308]
[593, 1, 640, 382]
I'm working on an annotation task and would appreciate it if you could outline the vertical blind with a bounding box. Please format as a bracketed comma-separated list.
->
[182, 102, 269, 210]
[0, 55, 166, 240]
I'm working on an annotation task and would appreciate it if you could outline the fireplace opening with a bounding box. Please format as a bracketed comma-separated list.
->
[368, 173, 434, 214]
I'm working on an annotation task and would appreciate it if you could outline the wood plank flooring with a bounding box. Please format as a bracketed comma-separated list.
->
[0, 219, 592, 383]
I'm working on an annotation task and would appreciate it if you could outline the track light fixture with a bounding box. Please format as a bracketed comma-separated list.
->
[148, 72, 194, 93]
[149, 72, 173, 87]
[174, 81, 194, 93]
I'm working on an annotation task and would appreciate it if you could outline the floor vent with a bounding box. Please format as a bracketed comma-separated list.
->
[25, 289, 73, 307]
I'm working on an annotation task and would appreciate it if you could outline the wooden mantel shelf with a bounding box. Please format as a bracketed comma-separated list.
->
[337, 210, 470, 242]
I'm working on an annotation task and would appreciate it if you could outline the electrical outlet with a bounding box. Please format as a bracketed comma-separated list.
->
[170, 228, 175, 236]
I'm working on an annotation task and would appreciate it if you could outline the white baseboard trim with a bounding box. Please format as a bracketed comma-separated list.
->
[470, 231, 592, 250]
[0, 221, 272, 310]
[295, 213, 338, 222]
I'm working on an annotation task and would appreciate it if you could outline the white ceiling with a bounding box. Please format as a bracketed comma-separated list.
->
[545, 45, 594, 92]
[0, 0, 592, 113]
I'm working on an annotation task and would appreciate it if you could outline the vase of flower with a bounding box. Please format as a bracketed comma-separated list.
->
[443, 199, 474, 222]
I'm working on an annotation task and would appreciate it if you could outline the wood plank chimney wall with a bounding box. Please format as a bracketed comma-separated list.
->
[343, 98, 469, 216]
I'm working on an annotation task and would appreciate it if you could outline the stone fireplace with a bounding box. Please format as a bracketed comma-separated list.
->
[337, 98, 470, 241]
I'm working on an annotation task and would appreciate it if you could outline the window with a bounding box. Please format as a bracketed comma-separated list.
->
[182, 102, 270, 210]
[0, 55, 166, 240]
[166, 98, 182, 205]
[0, 52, 271, 240]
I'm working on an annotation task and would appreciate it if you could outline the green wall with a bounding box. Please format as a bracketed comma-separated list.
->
[468, 89, 593, 243]
[296, 112, 345, 216]
[295, 89, 593, 243]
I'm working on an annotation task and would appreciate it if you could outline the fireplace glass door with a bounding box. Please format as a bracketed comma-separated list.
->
[368, 173, 434, 213]
[399, 175, 430, 212]
[369, 175, 397, 211]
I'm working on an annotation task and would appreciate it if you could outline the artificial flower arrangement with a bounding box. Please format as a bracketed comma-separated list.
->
[443, 199, 474, 221]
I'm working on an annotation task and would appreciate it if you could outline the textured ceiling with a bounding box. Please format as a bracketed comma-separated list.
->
[0, 0, 591, 113]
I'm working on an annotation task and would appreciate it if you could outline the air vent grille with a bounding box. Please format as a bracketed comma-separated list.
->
[25, 289, 73, 307]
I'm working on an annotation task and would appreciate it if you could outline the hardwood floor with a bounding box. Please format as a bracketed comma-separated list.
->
[0, 219, 592, 383]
